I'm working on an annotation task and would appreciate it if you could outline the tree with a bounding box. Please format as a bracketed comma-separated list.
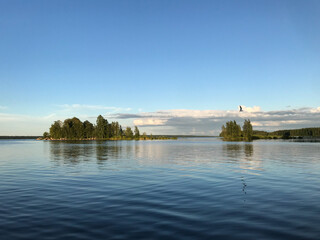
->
[134, 126, 140, 139]
[220, 120, 241, 140]
[63, 117, 84, 140]
[282, 131, 291, 139]
[95, 115, 108, 139]
[119, 126, 124, 137]
[110, 121, 121, 137]
[83, 120, 95, 138]
[125, 127, 134, 138]
[220, 125, 226, 138]
[43, 132, 50, 139]
[50, 120, 63, 139]
[242, 119, 253, 141]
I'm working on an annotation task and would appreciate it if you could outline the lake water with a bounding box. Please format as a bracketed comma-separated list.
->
[1, 138, 320, 240]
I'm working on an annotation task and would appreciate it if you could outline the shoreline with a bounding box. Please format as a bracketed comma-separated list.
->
[37, 137, 177, 141]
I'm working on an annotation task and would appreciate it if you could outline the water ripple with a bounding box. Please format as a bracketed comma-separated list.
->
[0, 139, 320, 239]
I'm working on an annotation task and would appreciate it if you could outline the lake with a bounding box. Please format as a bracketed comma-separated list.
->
[0, 138, 320, 239]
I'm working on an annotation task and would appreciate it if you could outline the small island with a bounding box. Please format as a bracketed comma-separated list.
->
[220, 119, 320, 141]
[39, 115, 176, 141]
[220, 119, 253, 141]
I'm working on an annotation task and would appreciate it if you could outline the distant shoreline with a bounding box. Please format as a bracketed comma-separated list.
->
[37, 136, 177, 141]
[0, 135, 220, 140]
[0, 135, 218, 140]
[0, 136, 41, 139]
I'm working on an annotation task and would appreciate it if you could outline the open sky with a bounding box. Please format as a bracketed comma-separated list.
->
[1, 0, 320, 135]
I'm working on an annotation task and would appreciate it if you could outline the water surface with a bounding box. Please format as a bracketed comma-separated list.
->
[1, 138, 320, 239]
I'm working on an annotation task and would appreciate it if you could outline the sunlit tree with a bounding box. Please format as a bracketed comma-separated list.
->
[50, 120, 63, 139]
[242, 119, 253, 141]
[125, 127, 134, 138]
[83, 120, 95, 138]
[134, 126, 140, 139]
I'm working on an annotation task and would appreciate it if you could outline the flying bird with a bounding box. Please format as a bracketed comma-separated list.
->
[239, 106, 243, 112]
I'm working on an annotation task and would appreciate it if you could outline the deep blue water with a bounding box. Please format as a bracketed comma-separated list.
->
[0, 138, 320, 240]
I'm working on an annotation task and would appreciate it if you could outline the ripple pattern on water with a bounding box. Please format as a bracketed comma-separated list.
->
[0, 139, 320, 239]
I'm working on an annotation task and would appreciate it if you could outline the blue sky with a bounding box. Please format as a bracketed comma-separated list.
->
[0, 0, 320, 135]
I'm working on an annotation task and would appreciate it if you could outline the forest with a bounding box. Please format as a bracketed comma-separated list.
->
[220, 119, 320, 141]
[253, 127, 320, 139]
[42, 115, 175, 140]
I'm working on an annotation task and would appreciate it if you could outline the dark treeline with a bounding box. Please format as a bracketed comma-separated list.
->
[43, 115, 176, 140]
[0, 136, 41, 139]
[220, 119, 320, 141]
[220, 119, 253, 141]
[43, 115, 145, 140]
[254, 127, 320, 139]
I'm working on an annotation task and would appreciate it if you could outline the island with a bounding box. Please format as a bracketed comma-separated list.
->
[39, 115, 176, 141]
[220, 119, 320, 141]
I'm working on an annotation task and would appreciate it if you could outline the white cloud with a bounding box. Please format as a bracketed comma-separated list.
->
[134, 118, 167, 126]
[113, 106, 320, 135]
[1, 106, 320, 135]
[311, 107, 320, 113]
[241, 105, 261, 113]
[0, 105, 7, 110]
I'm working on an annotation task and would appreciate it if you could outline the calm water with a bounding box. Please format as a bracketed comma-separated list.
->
[0, 138, 320, 240]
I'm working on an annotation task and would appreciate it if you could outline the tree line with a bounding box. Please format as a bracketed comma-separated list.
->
[220, 119, 320, 141]
[43, 115, 143, 140]
[220, 119, 253, 141]
[254, 127, 320, 139]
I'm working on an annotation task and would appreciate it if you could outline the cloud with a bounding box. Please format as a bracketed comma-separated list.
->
[241, 106, 261, 113]
[111, 106, 320, 135]
[0, 105, 7, 110]
[311, 107, 320, 113]
[133, 118, 167, 126]
[57, 104, 131, 112]
[0, 113, 58, 135]
[1, 105, 320, 136]
[0, 113, 53, 122]
[53, 104, 133, 122]
[0, 103, 133, 135]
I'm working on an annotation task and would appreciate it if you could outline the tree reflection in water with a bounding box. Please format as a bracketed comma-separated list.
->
[244, 144, 253, 158]
[49, 140, 127, 168]
[95, 142, 109, 162]
[48, 140, 260, 172]
[223, 143, 262, 172]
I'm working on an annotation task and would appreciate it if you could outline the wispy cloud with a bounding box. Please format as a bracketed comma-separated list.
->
[0, 113, 56, 122]
[134, 118, 167, 126]
[0, 103, 133, 135]
[57, 104, 131, 112]
[0, 113, 57, 135]
[0, 105, 7, 110]
[54, 104, 132, 120]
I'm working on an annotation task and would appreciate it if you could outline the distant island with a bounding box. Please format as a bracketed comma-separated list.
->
[220, 119, 320, 141]
[39, 115, 176, 141]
